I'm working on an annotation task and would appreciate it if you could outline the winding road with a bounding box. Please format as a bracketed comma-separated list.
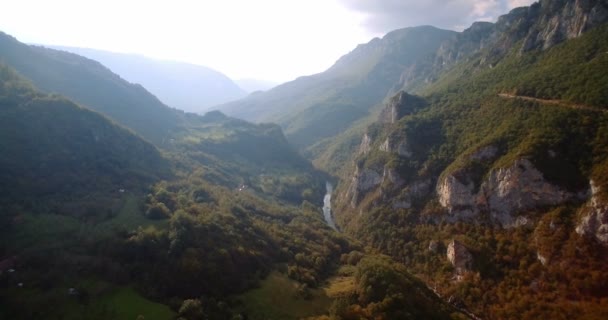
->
[498, 93, 606, 113]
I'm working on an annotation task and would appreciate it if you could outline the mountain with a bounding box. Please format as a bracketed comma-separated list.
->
[2, 0, 608, 319]
[0, 32, 183, 146]
[235, 78, 278, 93]
[218, 26, 457, 148]
[330, 1, 608, 318]
[0, 63, 169, 221]
[0, 26, 464, 319]
[47, 46, 247, 112]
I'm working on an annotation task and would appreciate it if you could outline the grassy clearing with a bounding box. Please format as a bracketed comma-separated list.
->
[95, 287, 175, 320]
[9, 212, 81, 251]
[238, 272, 332, 320]
[1, 278, 175, 320]
[91, 194, 168, 237]
[323, 276, 356, 298]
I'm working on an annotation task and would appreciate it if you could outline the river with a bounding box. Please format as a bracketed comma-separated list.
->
[323, 182, 338, 231]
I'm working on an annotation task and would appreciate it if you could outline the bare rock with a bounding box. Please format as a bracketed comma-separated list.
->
[379, 91, 427, 124]
[576, 180, 608, 246]
[437, 174, 477, 220]
[521, 0, 608, 52]
[436, 159, 574, 226]
[479, 159, 572, 225]
[447, 240, 473, 273]
[346, 166, 382, 207]
[379, 136, 412, 157]
[382, 166, 405, 188]
[537, 252, 548, 266]
[359, 132, 372, 155]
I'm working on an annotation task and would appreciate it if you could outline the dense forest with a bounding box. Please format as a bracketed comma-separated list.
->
[1, 0, 608, 319]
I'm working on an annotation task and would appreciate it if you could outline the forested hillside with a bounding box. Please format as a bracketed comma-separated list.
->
[0, 64, 169, 222]
[0, 42, 460, 319]
[1, 0, 607, 319]
[333, 10, 608, 320]
[0, 32, 181, 145]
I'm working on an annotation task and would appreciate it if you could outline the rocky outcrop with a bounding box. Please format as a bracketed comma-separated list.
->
[480, 159, 572, 225]
[346, 165, 382, 207]
[379, 91, 427, 124]
[359, 132, 373, 155]
[520, 0, 608, 52]
[447, 240, 473, 273]
[537, 252, 548, 266]
[379, 136, 412, 157]
[383, 166, 405, 188]
[437, 159, 574, 225]
[429, 0, 608, 80]
[576, 180, 608, 246]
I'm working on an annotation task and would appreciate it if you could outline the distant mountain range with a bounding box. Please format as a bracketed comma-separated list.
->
[235, 78, 278, 93]
[1, 0, 608, 318]
[46, 46, 247, 112]
[217, 26, 456, 148]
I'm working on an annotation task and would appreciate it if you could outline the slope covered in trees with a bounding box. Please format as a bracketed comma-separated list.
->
[0, 63, 169, 220]
[332, 12, 608, 320]
[0, 32, 181, 145]
[0, 39, 460, 319]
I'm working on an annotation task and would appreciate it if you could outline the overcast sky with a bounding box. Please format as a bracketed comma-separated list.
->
[1, 0, 535, 83]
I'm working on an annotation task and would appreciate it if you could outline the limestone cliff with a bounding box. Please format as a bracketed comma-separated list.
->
[447, 240, 473, 274]
[520, 0, 608, 52]
[437, 159, 575, 225]
[346, 164, 383, 208]
[576, 180, 608, 246]
[378, 91, 427, 124]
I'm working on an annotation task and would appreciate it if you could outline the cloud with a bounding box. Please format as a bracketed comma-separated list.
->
[338, 0, 537, 34]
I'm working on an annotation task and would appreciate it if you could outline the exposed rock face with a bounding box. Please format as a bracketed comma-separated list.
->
[576, 180, 608, 246]
[379, 91, 427, 124]
[379, 136, 412, 157]
[437, 159, 574, 225]
[346, 165, 382, 207]
[383, 166, 405, 188]
[537, 252, 548, 266]
[426, 0, 608, 81]
[447, 240, 473, 273]
[521, 0, 608, 52]
[480, 159, 572, 225]
[438, 175, 475, 209]
[359, 132, 372, 155]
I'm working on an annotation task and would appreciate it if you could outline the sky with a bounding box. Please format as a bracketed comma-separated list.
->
[1, 0, 536, 83]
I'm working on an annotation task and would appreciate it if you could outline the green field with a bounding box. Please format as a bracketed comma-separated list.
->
[238, 272, 332, 320]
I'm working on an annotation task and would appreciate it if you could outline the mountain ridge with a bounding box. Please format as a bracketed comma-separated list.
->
[46, 45, 247, 112]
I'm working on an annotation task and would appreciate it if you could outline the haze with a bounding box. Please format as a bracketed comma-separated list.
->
[1, 0, 535, 83]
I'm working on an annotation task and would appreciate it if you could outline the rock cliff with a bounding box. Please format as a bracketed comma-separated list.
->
[437, 159, 575, 225]
[378, 91, 427, 124]
[520, 0, 608, 52]
[447, 240, 473, 274]
[346, 165, 383, 208]
[576, 180, 608, 246]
